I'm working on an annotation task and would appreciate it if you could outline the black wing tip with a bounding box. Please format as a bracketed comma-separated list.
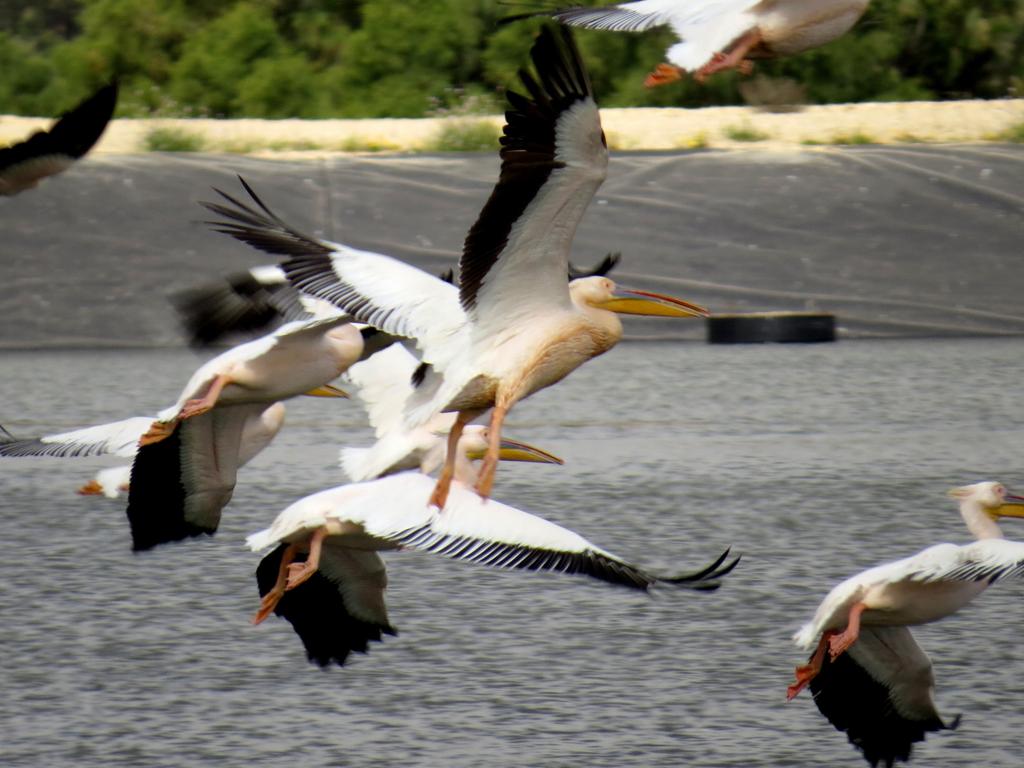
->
[256, 547, 395, 668]
[568, 252, 621, 280]
[659, 548, 741, 589]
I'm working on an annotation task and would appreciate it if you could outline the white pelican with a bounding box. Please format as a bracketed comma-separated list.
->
[247, 471, 738, 667]
[339, 342, 563, 481]
[138, 314, 357, 446]
[126, 317, 359, 550]
[0, 404, 285, 499]
[787, 481, 1024, 765]
[207, 28, 707, 507]
[514, 0, 870, 85]
[0, 81, 118, 196]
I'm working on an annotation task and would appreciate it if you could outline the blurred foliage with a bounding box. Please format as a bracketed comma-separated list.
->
[1, 0, 1021, 118]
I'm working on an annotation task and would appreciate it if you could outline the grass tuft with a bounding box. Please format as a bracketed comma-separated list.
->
[723, 123, 769, 142]
[992, 121, 1024, 143]
[423, 119, 500, 152]
[144, 126, 205, 152]
[830, 131, 876, 146]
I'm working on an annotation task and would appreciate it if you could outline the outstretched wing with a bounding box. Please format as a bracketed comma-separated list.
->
[809, 625, 959, 767]
[0, 81, 118, 196]
[459, 25, 607, 331]
[206, 178, 466, 362]
[360, 474, 737, 592]
[0, 416, 152, 459]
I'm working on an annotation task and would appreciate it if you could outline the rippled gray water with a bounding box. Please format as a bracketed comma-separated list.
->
[2, 338, 1023, 767]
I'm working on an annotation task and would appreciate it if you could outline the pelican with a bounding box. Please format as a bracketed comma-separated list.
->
[0, 404, 285, 499]
[787, 481, 1024, 766]
[247, 471, 738, 667]
[138, 314, 357, 446]
[513, 0, 870, 85]
[0, 81, 118, 195]
[339, 342, 563, 481]
[126, 317, 358, 550]
[205, 27, 707, 508]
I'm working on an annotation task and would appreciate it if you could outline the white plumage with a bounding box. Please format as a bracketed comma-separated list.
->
[247, 471, 737, 667]
[534, 0, 871, 85]
[788, 481, 1024, 766]
[274, 27, 705, 507]
[0, 404, 283, 499]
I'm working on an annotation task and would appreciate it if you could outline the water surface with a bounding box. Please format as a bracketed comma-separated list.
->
[1, 338, 1022, 767]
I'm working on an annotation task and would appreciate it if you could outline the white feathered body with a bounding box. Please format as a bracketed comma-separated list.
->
[159, 319, 361, 421]
[794, 540, 1019, 649]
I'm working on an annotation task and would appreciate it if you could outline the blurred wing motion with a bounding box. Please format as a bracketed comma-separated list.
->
[0, 81, 118, 196]
[809, 626, 959, 767]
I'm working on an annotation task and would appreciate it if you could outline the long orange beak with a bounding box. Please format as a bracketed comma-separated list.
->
[599, 288, 709, 319]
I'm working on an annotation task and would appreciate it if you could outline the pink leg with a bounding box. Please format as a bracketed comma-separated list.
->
[474, 405, 508, 501]
[252, 543, 298, 624]
[828, 602, 867, 659]
[285, 527, 329, 590]
[787, 630, 838, 700]
[179, 374, 231, 420]
[428, 411, 473, 510]
[694, 28, 763, 81]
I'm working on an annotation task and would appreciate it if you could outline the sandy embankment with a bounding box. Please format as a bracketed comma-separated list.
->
[1, 100, 1022, 154]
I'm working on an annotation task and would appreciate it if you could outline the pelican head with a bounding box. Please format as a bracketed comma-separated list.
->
[948, 481, 1024, 519]
[569, 276, 707, 318]
[460, 425, 563, 465]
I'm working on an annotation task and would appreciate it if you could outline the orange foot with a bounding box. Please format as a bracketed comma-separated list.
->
[179, 398, 214, 420]
[77, 479, 104, 496]
[786, 663, 818, 701]
[252, 590, 284, 625]
[139, 419, 177, 447]
[285, 561, 317, 591]
[644, 62, 684, 88]
[786, 629, 838, 700]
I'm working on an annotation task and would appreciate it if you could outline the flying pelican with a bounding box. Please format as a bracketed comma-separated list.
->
[247, 470, 738, 667]
[0, 81, 118, 195]
[511, 0, 870, 85]
[0, 405, 284, 499]
[204, 27, 707, 508]
[126, 317, 358, 550]
[787, 481, 1024, 766]
[339, 342, 563, 481]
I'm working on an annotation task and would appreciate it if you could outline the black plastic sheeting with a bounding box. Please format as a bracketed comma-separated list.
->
[1, 146, 1022, 348]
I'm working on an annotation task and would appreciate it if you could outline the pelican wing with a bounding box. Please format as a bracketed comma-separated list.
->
[810, 626, 958, 767]
[0, 81, 117, 196]
[171, 264, 310, 346]
[914, 539, 1024, 584]
[256, 544, 396, 667]
[367, 474, 733, 591]
[796, 540, 1024, 648]
[459, 25, 607, 329]
[540, 0, 681, 31]
[246, 473, 736, 590]
[204, 179, 465, 360]
[0, 416, 152, 459]
[127, 404, 260, 550]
